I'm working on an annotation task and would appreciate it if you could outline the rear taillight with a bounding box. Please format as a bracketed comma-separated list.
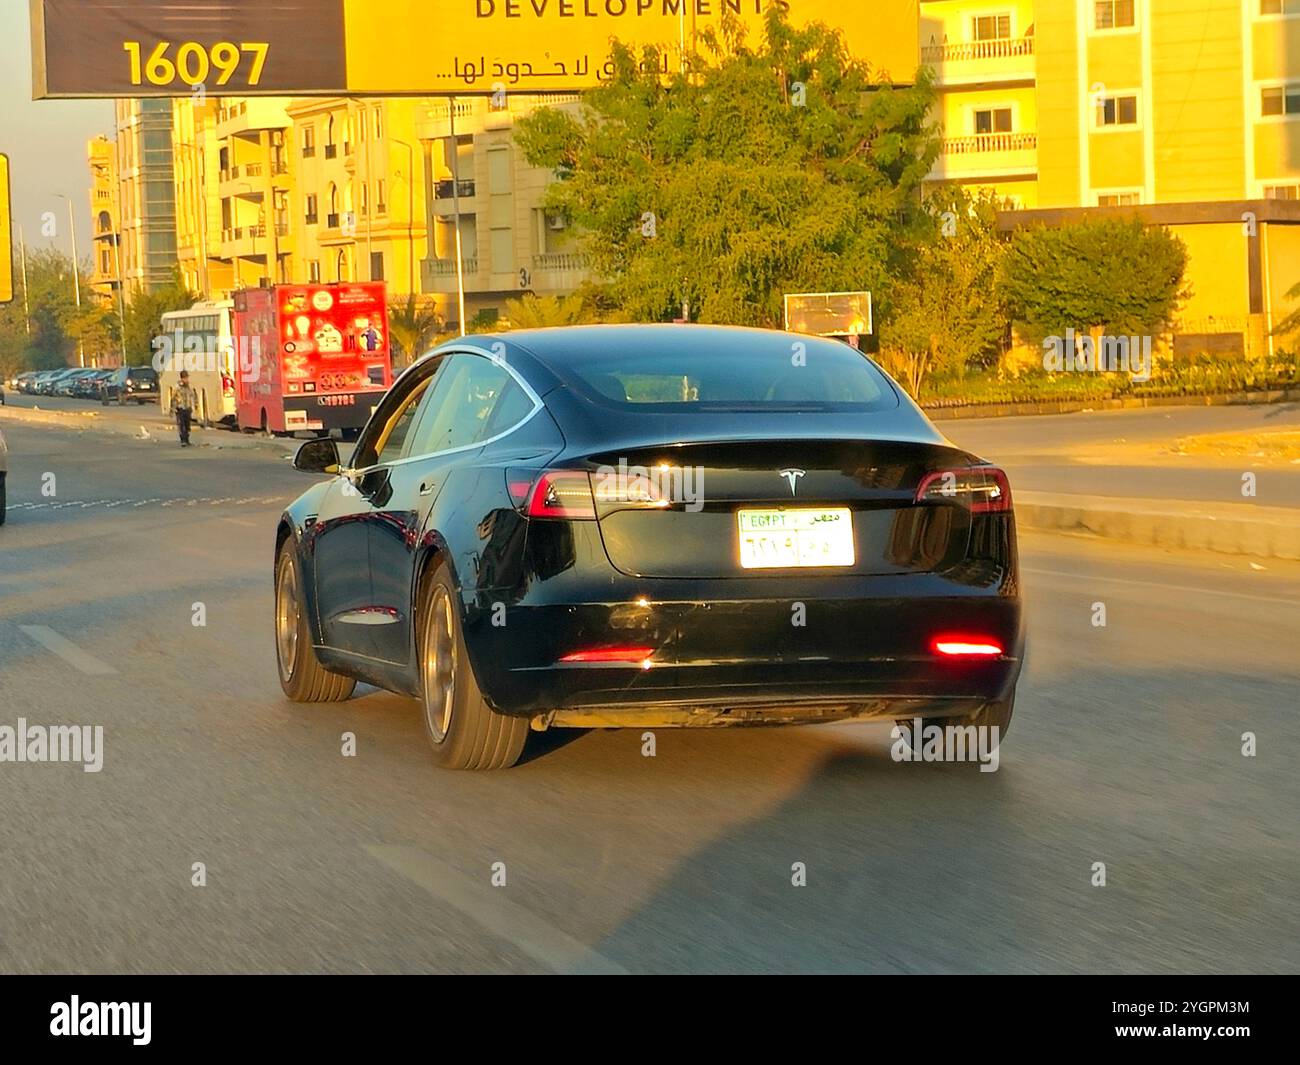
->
[915, 466, 1011, 514]
[932, 636, 1004, 657]
[523, 470, 597, 520]
[511, 467, 672, 520]
[222, 373, 235, 396]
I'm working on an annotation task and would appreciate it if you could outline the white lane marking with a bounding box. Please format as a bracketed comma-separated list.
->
[18, 626, 118, 675]
[222, 517, 257, 528]
[1023, 566, 1300, 607]
[364, 844, 626, 975]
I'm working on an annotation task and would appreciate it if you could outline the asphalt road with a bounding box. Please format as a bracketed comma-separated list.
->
[944, 402, 1300, 507]
[0, 418, 1297, 973]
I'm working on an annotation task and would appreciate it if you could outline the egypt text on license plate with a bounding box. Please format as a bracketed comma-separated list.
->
[737, 507, 855, 569]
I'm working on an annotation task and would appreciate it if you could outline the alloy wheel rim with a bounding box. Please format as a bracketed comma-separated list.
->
[276, 557, 299, 683]
[423, 587, 456, 743]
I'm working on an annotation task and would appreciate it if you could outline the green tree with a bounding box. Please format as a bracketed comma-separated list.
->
[121, 272, 198, 365]
[514, 10, 937, 327]
[1000, 217, 1189, 343]
[879, 187, 1008, 397]
[388, 293, 443, 369]
[0, 245, 86, 375]
[1272, 281, 1300, 349]
[503, 292, 593, 330]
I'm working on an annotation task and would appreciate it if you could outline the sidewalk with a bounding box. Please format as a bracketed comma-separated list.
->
[0, 402, 299, 452]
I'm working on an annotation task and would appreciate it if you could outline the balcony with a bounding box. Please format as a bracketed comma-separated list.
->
[215, 99, 290, 136]
[422, 257, 479, 293]
[325, 144, 338, 159]
[434, 179, 476, 200]
[327, 212, 340, 228]
[220, 224, 267, 258]
[927, 131, 1038, 181]
[921, 35, 1035, 87]
[305, 212, 319, 226]
[529, 252, 589, 292]
[417, 99, 480, 141]
[433, 180, 477, 218]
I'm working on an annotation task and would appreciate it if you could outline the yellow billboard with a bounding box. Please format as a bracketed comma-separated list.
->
[345, 1, 920, 93]
[32, 0, 919, 98]
[0, 155, 11, 304]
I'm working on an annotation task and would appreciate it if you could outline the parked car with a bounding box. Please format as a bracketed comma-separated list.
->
[274, 325, 1025, 770]
[37, 369, 77, 396]
[71, 368, 113, 399]
[14, 371, 39, 394]
[101, 366, 160, 405]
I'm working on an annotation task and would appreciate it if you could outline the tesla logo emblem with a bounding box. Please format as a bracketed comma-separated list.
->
[778, 469, 806, 495]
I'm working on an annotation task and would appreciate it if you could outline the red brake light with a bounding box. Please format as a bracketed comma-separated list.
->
[559, 647, 655, 668]
[524, 470, 597, 520]
[915, 466, 1011, 513]
[932, 637, 1004, 657]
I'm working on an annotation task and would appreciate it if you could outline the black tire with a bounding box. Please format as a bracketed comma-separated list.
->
[418, 563, 528, 770]
[275, 547, 355, 703]
[0, 475, 6, 526]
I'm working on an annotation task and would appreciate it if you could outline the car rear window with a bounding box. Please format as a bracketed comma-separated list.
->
[551, 341, 898, 412]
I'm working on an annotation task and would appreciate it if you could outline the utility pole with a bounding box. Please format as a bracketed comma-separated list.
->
[54, 193, 84, 366]
[18, 225, 30, 334]
[449, 97, 466, 336]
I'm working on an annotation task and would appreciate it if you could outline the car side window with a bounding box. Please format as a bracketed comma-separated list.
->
[403, 353, 527, 458]
[351, 358, 443, 469]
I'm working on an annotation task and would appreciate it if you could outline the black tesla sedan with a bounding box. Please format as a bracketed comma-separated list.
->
[275, 325, 1023, 769]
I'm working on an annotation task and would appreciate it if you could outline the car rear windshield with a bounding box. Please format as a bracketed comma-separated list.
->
[551, 341, 898, 412]
[129, 368, 157, 380]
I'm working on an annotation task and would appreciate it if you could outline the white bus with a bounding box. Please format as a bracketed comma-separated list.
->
[158, 300, 237, 426]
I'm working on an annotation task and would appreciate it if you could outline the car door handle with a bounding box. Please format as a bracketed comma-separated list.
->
[419, 480, 436, 496]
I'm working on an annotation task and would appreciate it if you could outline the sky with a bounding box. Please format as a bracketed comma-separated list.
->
[1, 0, 115, 264]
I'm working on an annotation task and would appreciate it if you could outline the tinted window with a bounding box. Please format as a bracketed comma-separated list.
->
[405, 354, 523, 456]
[551, 341, 897, 412]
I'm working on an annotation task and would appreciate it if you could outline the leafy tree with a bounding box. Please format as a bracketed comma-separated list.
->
[388, 293, 443, 368]
[514, 10, 937, 327]
[1000, 217, 1189, 343]
[503, 292, 593, 330]
[879, 187, 1008, 397]
[0, 246, 88, 375]
[121, 271, 198, 365]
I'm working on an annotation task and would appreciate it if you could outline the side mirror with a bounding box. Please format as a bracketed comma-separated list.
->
[293, 437, 340, 474]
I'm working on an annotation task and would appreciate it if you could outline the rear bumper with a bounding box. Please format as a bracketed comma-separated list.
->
[463, 581, 1024, 723]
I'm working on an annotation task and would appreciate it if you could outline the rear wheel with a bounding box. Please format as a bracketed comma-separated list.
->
[418, 564, 528, 770]
[275, 547, 355, 702]
[0, 474, 7, 526]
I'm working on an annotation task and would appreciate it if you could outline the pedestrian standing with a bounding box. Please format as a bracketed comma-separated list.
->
[172, 370, 197, 447]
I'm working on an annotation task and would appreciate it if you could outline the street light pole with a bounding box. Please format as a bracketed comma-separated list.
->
[54, 193, 85, 366]
[449, 97, 466, 336]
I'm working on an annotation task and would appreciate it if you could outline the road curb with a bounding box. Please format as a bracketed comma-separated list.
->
[1017, 491, 1300, 561]
[926, 387, 1300, 421]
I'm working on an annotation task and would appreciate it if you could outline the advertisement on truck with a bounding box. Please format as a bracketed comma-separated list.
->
[234, 282, 392, 435]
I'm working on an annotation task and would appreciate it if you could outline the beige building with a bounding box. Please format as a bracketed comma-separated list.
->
[86, 135, 121, 305]
[416, 95, 589, 330]
[112, 100, 178, 293]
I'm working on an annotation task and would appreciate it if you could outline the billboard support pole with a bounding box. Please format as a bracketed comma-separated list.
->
[449, 97, 466, 336]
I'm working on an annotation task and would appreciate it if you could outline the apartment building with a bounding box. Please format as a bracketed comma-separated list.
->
[112, 99, 178, 293]
[86, 135, 121, 304]
[921, 0, 1300, 355]
[416, 95, 588, 330]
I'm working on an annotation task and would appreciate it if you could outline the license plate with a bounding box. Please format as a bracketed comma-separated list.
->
[737, 507, 855, 569]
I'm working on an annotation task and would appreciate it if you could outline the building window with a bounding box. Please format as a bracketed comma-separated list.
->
[325, 115, 337, 159]
[1260, 0, 1300, 15]
[1261, 85, 1300, 116]
[308, 259, 321, 282]
[1097, 191, 1141, 206]
[373, 106, 383, 140]
[1263, 183, 1300, 199]
[974, 108, 1012, 134]
[376, 179, 387, 214]
[305, 193, 318, 224]
[370, 251, 385, 281]
[1095, 1, 1136, 30]
[301, 125, 316, 158]
[971, 14, 1011, 40]
[1096, 94, 1139, 126]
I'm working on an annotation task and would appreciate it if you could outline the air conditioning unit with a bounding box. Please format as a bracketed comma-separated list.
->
[547, 215, 567, 231]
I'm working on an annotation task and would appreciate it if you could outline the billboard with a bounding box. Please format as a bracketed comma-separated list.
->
[0, 156, 10, 305]
[31, 0, 920, 98]
[783, 291, 873, 337]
